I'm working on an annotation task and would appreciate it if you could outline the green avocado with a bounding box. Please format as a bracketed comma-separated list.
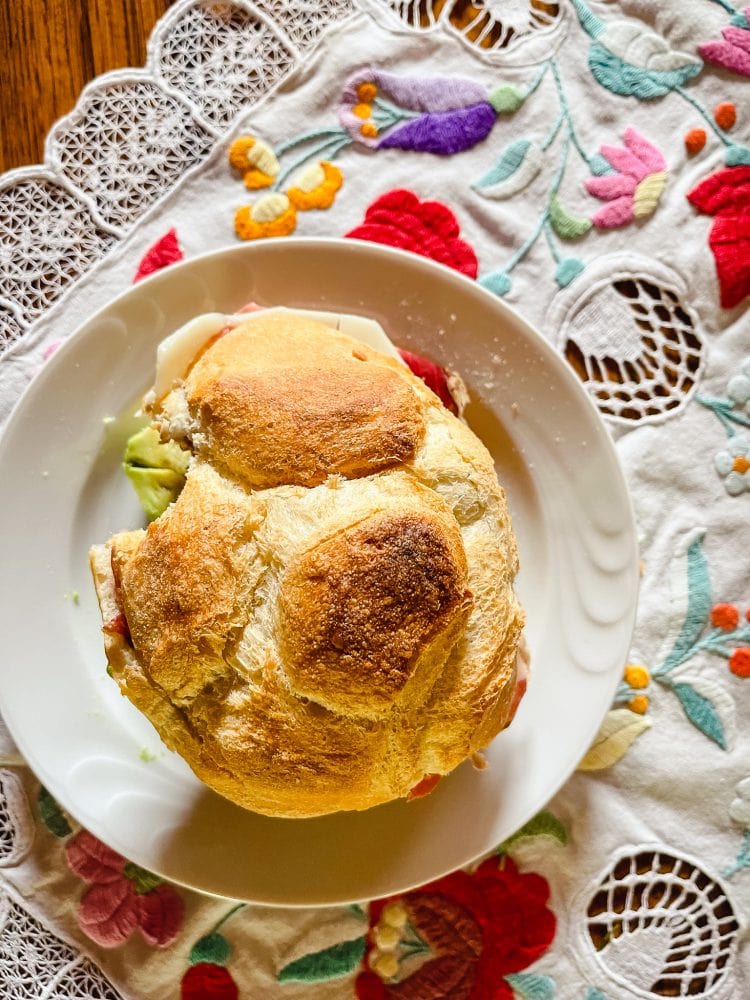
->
[123, 426, 190, 521]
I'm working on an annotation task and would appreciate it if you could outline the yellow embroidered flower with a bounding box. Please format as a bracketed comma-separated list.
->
[627, 695, 649, 715]
[287, 161, 343, 211]
[633, 171, 667, 219]
[234, 193, 297, 241]
[356, 82, 378, 102]
[228, 136, 280, 190]
[624, 664, 650, 689]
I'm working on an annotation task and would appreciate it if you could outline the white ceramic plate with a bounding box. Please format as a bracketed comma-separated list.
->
[0, 239, 638, 906]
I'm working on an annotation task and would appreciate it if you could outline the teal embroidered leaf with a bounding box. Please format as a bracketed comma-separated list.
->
[549, 194, 592, 239]
[555, 258, 585, 288]
[730, 11, 750, 27]
[505, 972, 555, 999]
[479, 271, 512, 296]
[277, 936, 366, 982]
[588, 43, 702, 100]
[673, 683, 726, 749]
[474, 139, 531, 187]
[189, 932, 231, 966]
[38, 787, 72, 838]
[659, 533, 712, 674]
[727, 145, 750, 166]
[497, 810, 568, 854]
[586, 989, 611, 1000]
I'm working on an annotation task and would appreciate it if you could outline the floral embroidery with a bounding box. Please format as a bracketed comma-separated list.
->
[345, 188, 478, 278]
[585, 129, 667, 229]
[339, 68, 521, 155]
[699, 8, 750, 77]
[715, 101, 738, 130]
[133, 228, 183, 283]
[577, 708, 651, 771]
[287, 161, 343, 210]
[688, 166, 750, 307]
[652, 530, 750, 749]
[723, 777, 750, 879]
[65, 830, 184, 948]
[697, 358, 750, 493]
[685, 128, 707, 155]
[570, 0, 702, 99]
[276, 815, 565, 993]
[354, 857, 556, 999]
[228, 135, 279, 188]
[181, 903, 246, 999]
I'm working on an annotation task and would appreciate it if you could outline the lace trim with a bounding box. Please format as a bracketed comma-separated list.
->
[0, 0, 357, 362]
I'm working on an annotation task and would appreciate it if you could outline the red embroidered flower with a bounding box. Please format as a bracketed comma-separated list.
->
[346, 189, 478, 278]
[181, 963, 239, 1000]
[65, 830, 184, 948]
[688, 166, 750, 308]
[133, 228, 184, 282]
[355, 856, 555, 999]
[729, 647, 750, 677]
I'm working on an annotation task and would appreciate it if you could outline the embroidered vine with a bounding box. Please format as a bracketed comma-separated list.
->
[181, 902, 247, 999]
[723, 776, 750, 879]
[697, 356, 750, 494]
[651, 529, 750, 748]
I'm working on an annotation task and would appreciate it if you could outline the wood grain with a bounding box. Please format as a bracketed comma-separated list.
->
[0, 0, 174, 172]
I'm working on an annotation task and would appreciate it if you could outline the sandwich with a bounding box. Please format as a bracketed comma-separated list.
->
[89, 307, 525, 817]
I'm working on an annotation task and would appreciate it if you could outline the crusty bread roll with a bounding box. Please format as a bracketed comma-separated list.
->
[90, 312, 524, 817]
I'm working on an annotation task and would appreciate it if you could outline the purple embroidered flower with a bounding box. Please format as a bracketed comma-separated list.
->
[585, 129, 667, 229]
[339, 69, 519, 156]
[699, 10, 750, 77]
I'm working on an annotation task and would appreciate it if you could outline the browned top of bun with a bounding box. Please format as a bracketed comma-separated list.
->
[183, 313, 426, 488]
[91, 312, 524, 817]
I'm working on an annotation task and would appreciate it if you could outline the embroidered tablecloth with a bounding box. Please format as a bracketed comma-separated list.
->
[2, 1, 750, 997]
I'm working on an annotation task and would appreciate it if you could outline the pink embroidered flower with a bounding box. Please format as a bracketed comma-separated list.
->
[699, 10, 750, 78]
[585, 128, 667, 229]
[66, 830, 184, 948]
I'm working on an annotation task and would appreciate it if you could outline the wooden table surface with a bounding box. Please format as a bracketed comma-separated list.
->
[0, 0, 174, 173]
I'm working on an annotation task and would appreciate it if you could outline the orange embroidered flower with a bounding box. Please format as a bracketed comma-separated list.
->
[711, 602, 740, 630]
[628, 695, 649, 714]
[685, 128, 707, 155]
[729, 648, 750, 677]
[287, 161, 343, 211]
[715, 101, 737, 130]
[228, 136, 279, 190]
[624, 664, 650, 689]
[234, 194, 297, 241]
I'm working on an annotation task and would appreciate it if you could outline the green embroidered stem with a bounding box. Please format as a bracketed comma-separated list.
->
[525, 61, 551, 99]
[696, 394, 750, 434]
[273, 135, 350, 190]
[569, 0, 605, 37]
[275, 128, 348, 157]
[541, 112, 564, 152]
[551, 60, 596, 168]
[373, 96, 417, 121]
[504, 207, 549, 275]
[675, 87, 732, 146]
[707, 0, 738, 13]
[654, 625, 750, 679]
[550, 134, 571, 196]
[211, 902, 247, 935]
[543, 221, 562, 264]
[722, 830, 750, 879]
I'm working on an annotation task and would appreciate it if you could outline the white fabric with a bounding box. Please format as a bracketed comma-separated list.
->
[1, 1, 750, 998]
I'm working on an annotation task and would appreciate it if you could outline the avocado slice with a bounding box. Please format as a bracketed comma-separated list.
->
[123, 426, 190, 520]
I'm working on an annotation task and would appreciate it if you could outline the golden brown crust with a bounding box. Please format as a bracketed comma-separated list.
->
[181, 313, 426, 488]
[279, 509, 471, 718]
[90, 313, 525, 817]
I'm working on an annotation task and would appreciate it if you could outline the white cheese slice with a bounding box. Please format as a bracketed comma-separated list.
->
[152, 307, 404, 401]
